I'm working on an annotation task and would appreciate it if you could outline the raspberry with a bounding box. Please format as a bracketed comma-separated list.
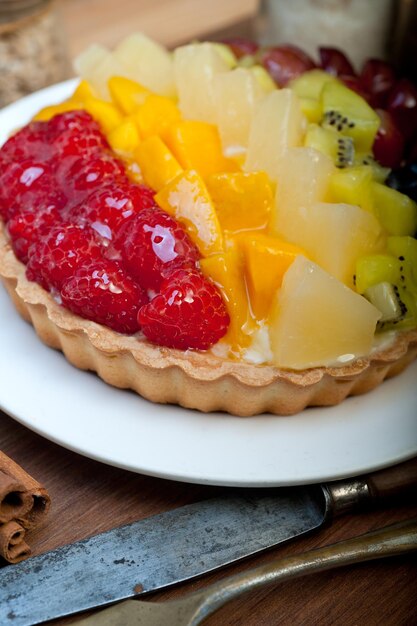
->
[139, 268, 230, 350]
[61, 259, 148, 334]
[26, 223, 102, 291]
[48, 110, 101, 136]
[0, 160, 65, 221]
[71, 181, 157, 242]
[56, 153, 127, 203]
[48, 110, 109, 158]
[112, 207, 200, 291]
[0, 121, 50, 162]
[7, 205, 62, 263]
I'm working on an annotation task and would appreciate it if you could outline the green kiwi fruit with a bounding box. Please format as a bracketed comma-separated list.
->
[372, 183, 417, 236]
[355, 237, 417, 330]
[304, 124, 354, 168]
[320, 82, 380, 153]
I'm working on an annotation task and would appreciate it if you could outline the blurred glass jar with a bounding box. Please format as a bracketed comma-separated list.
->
[0, 0, 70, 108]
[257, 0, 394, 70]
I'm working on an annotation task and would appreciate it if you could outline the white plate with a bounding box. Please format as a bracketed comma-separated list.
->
[1, 82, 417, 487]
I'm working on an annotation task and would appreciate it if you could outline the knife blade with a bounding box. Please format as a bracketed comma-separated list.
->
[1, 457, 416, 626]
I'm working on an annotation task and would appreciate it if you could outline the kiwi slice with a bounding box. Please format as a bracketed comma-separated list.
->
[304, 123, 354, 168]
[321, 82, 380, 153]
[328, 166, 374, 212]
[290, 69, 338, 101]
[364, 282, 402, 322]
[355, 246, 417, 330]
[355, 154, 390, 184]
[372, 183, 417, 236]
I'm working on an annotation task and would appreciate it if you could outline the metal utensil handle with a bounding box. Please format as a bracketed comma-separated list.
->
[189, 518, 417, 625]
[324, 457, 417, 516]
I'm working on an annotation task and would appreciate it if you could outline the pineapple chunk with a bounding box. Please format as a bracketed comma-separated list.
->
[271, 147, 334, 235]
[173, 42, 231, 124]
[243, 89, 305, 182]
[212, 67, 270, 152]
[113, 33, 175, 97]
[74, 45, 127, 100]
[269, 256, 381, 369]
[275, 200, 384, 287]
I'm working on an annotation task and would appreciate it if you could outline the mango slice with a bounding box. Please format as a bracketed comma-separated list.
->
[206, 171, 273, 232]
[165, 120, 238, 178]
[239, 233, 306, 319]
[83, 97, 123, 133]
[200, 244, 254, 351]
[108, 118, 140, 154]
[155, 170, 223, 256]
[108, 76, 151, 114]
[133, 94, 181, 140]
[135, 136, 183, 191]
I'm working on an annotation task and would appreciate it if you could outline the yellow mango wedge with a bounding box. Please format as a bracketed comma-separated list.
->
[108, 76, 151, 114]
[108, 117, 141, 154]
[155, 170, 223, 256]
[165, 120, 238, 178]
[239, 233, 307, 319]
[200, 244, 254, 351]
[72, 79, 97, 102]
[135, 136, 183, 191]
[83, 97, 123, 133]
[133, 94, 181, 140]
[206, 171, 273, 232]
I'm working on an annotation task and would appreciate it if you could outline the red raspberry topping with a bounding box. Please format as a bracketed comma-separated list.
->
[56, 153, 127, 202]
[0, 121, 50, 162]
[112, 207, 200, 291]
[26, 223, 102, 290]
[48, 110, 102, 136]
[60, 259, 148, 334]
[138, 268, 230, 350]
[7, 205, 62, 263]
[48, 110, 110, 158]
[71, 181, 157, 242]
[0, 109, 231, 350]
[0, 160, 65, 221]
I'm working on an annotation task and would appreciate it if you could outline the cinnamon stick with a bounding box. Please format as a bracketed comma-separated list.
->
[0, 520, 31, 564]
[0, 450, 50, 563]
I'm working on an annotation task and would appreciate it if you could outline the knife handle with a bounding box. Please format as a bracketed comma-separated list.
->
[367, 456, 417, 501]
[324, 456, 417, 516]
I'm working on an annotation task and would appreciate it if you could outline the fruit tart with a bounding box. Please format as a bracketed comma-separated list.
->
[0, 34, 416, 416]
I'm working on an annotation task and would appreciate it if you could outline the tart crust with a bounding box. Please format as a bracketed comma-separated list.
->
[0, 225, 416, 416]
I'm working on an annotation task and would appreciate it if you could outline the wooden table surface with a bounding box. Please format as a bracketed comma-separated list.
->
[0, 410, 416, 626]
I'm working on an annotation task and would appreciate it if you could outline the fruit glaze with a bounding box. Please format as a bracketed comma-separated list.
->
[0, 34, 416, 415]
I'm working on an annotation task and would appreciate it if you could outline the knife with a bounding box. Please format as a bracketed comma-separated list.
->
[1, 457, 416, 626]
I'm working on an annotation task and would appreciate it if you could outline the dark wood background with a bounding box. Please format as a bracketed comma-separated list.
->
[1, 410, 416, 626]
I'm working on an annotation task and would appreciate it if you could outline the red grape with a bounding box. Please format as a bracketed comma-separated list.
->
[360, 59, 396, 108]
[259, 45, 315, 87]
[339, 75, 372, 103]
[221, 37, 259, 59]
[387, 78, 417, 140]
[319, 47, 355, 77]
[373, 109, 405, 169]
